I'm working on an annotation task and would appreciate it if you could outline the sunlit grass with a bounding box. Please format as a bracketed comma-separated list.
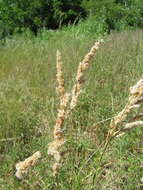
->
[0, 29, 143, 189]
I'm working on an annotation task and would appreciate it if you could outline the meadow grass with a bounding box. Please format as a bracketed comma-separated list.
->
[0, 29, 143, 189]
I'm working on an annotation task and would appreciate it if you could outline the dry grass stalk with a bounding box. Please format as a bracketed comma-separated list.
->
[48, 40, 103, 176]
[116, 121, 143, 137]
[122, 120, 143, 131]
[69, 40, 103, 111]
[105, 77, 143, 147]
[56, 50, 65, 98]
[15, 151, 41, 179]
[48, 50, 69, 176]
[48, 93, 70, 175]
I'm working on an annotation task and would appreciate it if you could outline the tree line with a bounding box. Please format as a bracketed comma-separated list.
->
[0, 0, 143, 38]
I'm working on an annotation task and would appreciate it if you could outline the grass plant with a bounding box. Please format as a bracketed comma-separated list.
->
[0, 29, 143, 189]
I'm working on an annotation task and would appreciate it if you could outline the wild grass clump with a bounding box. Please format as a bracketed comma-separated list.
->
[14, 34, 143, 181]
[13, 39, 103, 177]
[47, 40, 103, 176]
[0, 29, 143, 189]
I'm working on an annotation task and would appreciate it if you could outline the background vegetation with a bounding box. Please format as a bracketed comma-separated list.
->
[0, 27, 143, 189]
[0, 0, 143, 189]
[0, 0, 143, 38]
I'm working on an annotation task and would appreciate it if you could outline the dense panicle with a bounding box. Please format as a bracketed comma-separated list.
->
[69, 40, 103, 112]
[56, 50, 65, 98]
[105, 77, 143, 146]
[15, 151, 41, 179]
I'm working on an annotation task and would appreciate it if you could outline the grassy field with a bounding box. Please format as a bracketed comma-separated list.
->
[0, 29, 143, 190]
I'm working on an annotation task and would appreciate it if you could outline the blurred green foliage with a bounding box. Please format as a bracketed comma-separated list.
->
[0, 0, 143, 38]
[82, 0, 143, 32]
[0, 0, 85, 38]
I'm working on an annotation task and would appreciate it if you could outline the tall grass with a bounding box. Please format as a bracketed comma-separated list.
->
[0, 29, 143, 189]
